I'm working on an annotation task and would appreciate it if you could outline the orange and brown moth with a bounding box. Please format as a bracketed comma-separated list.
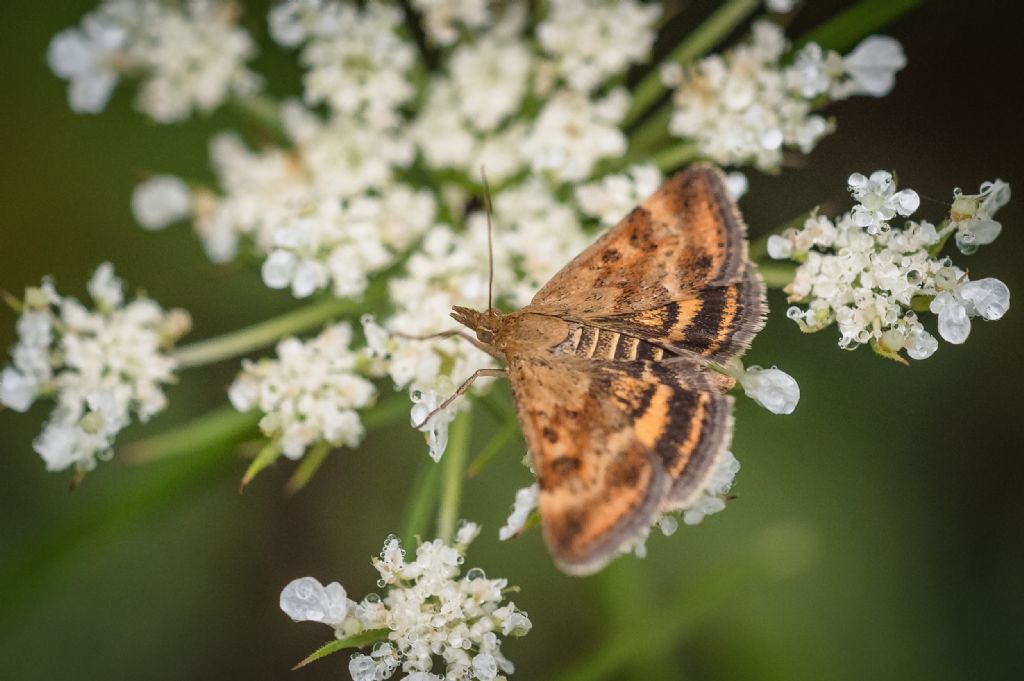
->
[447, 165, 765, 575]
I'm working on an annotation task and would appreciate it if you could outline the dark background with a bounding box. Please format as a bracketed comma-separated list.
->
[1, 1, 1021, 679]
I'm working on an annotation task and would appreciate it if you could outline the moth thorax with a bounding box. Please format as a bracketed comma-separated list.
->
[451, 305, 500, 345]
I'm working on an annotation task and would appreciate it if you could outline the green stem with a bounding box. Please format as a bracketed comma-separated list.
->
[624, 0, 761, 128]
[795, 0, 927, 51]
[122, 406, 260, 464]
[173, 296, 371, 369]
[755, 261, 797, 290]
[400, 457, 442, 547]
[466, 417, 519, 479]
[229, 93, 287, 143]
[436, 410, 472, 543]
[284, 440, 331, 496]
[652, 142, 700, 172]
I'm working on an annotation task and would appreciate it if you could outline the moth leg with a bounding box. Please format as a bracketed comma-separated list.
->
[391, 329, 502, 360]
[414, 368, 508, 428]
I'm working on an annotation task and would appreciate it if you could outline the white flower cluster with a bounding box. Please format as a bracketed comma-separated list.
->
[271, 2, 415, 126]
[666, 21, 906, 170]
[771, 172, 1011, 360]
[48, 0, 259, 122]
[537, 0, 661, 93]
[280, 527, 531, 681]
[229, 324, 377, 460]
[0, 264, 189, 471]
[410, 0, 490, 46]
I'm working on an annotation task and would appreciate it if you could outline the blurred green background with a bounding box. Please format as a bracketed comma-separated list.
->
[1, 1, 1021, 679]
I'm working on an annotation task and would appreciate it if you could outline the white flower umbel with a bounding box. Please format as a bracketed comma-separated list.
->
[0, 264, 189, 472]
[281, 531, 531, 680]
[411, 0, 490, 46]
[576, 165, 663, 227]
[49, 1, 260, 122]
[271, 2, 415, 125]
[668, 21, 906, 170]
[229, 323, 376, 459]
[524, 89, 629, 182]
[773, 171, 1011, 361]
[131, 175, 193, 230]
[537, 0, 661, 93]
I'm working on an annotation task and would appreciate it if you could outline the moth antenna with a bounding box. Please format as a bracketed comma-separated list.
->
[480, 165, 495, 315]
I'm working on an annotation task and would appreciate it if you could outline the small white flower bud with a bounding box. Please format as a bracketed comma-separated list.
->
[767, 234, 793, 260]
[739, 366, 800, 415]
[960, 278, 1010, 321]
[131, 175, 193, 231]
[279, 577, 348, 625]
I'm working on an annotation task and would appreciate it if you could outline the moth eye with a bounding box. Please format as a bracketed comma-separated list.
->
[477, 329, 494, 344]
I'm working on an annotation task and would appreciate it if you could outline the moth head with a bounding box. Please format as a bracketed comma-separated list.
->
[451, 305, 499, 345]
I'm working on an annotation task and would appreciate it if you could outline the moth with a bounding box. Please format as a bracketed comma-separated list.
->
[443, 165, 765, 575]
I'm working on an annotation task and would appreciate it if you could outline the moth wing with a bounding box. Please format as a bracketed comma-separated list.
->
[529, 165, 750, 318]
[583, 267, 766, 363]
[507, 354, 734, 575]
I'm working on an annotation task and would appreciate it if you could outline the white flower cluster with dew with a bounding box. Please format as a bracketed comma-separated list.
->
[48, 0, 259, 122]
[280, 527, 531, 681]
[229, 323, 377, 460]
[0, 264, 190, 472]
[771, 172, 1011, 360]
[667, 21, 906, 170]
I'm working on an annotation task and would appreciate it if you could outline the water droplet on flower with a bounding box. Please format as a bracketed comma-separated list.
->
[466, 567, 486, 580]
[365, 592, 381, 603]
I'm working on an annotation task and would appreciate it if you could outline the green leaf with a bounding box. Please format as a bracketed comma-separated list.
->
[436, 410, 472, 544]
[466, 418, 519, 479]
[240, 437, 282, 490]
[292, 629, 391, 670]
[284, 441, 331, 496]
[400, 457, 442, 547]
[869, 338, 910, 365]
[123, 406, 260, 464]
[911, 294, 934, 313]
